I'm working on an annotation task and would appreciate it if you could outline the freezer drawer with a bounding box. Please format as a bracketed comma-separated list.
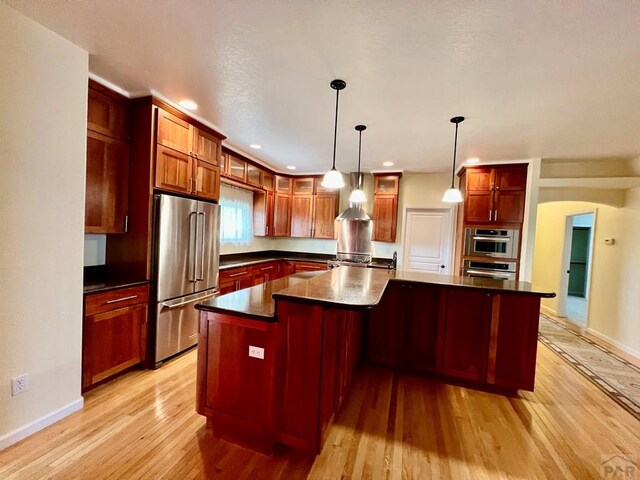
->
[155, 289, 217, 363]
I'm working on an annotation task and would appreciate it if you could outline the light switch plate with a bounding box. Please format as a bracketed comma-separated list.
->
[248, 345, 265, 360]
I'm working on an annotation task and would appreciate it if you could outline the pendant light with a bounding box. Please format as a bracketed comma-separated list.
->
[442, 116, 465, 203]
[349, 125, 367, 203]
[321, 79, 346, 189]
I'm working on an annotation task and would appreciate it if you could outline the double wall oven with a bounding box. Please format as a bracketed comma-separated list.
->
[462, 228, 520, 280]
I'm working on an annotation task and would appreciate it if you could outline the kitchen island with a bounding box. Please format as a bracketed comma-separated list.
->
[195, 267, 554, 454]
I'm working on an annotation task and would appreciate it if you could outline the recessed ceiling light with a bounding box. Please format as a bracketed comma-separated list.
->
[178, 99, 198, 110]
[249, 144, 262, 149]
[466, 158, 480, 164]
[286, 165, 296, 170]
[383, 161, 394, 167]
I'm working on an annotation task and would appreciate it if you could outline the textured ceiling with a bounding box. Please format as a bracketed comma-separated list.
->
[6, 0, 640, 174]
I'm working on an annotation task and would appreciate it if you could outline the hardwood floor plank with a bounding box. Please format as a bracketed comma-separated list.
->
[0, 341, 639, 480]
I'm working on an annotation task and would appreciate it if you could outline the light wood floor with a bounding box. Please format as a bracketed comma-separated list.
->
[1, 343, 638, 480]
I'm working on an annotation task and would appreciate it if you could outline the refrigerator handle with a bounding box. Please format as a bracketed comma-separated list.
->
[188, 211, 198, 282]
[196, 212, 206, 281]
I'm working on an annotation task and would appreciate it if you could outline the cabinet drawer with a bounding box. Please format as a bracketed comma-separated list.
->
[85, 285, 149, 317]
[219, 267, 254, 284]
[293, 261, 328, 272]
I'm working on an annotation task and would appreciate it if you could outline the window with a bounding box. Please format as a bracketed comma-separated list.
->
[219, 184, 253, 244]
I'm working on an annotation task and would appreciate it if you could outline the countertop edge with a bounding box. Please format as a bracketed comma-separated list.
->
[83, 279, 150, 295]
[219, 256, 329, 270]
[387, 278, 556, 298]
[195, 304, 276, 322]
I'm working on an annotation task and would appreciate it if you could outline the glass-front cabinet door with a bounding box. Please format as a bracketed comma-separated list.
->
[228, 155, 246, 182]
[246, 164, 262, 186]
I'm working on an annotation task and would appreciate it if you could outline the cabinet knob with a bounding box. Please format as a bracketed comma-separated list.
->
[440, 265, 445, 268]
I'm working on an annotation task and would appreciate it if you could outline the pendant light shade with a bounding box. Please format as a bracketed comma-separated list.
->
[321, 80, 346, 189]
[349, 124, 367, 204]
[442, 116, 465, 203]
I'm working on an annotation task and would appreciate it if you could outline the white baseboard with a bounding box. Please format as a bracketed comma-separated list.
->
[540, 305, 560, 318]
[0, 397, 84, 451]
[586, 328, 640, 361]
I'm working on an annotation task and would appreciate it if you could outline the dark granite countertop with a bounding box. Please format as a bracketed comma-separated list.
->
[83, 278, 149, 295]
[196, 266, 555, 320]
[83, 265, 148, 295]
[195, 271, 325, 321]
[219, 250, 333, 270]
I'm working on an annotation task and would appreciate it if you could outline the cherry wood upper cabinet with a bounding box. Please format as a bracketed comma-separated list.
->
[246, 164, 262, 187]
[465, 168, 493, 192]
[293, 178, 314, 195]
[290, 194, 314, 237]
[262, 172, 275, 191]
[87, 83, 128, 140]
[494, 166, 528, 191]
[373, 194, 398, 243]
[228, 155, 247, 183]
[155, 145, 193, 195]
[85, 81, 130, 234]
[194, 161, 221, 201]
[220, 151, 229, 177]
[275, 176, 292, 193]
[462, 164, 527, 225]
[272, 192, 292, 237]
[372, 173, 401, 242]
[157, 109, 191, 155]
[192, 128, 220, 165]
[85, 131, 130, 234]
[312, 194, 338, 239]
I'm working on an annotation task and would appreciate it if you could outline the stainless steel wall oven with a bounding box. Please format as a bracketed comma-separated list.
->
[464, 228, 519, 259]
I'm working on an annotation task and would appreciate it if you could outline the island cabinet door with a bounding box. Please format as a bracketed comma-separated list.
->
[402, 284, 444, 373]
[441, 289, 492, 382]
[366, 282, 403, 366]
[199, 312, 278, 454]
[275, 301, 324, 452]
[486, 294, 541, 391]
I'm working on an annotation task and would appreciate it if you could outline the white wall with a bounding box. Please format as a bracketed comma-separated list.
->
[532, 197, 640, 357]
[0, 3, 88, 448]
[610, 187, 640, 355]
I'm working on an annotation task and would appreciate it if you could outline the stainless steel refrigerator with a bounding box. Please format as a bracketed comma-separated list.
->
[153, 193, 220, 364]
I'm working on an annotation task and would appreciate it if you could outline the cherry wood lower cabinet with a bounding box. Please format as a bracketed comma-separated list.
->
[366, 283, 541, 391]
[196, 301, 363, 455]
[219, 260, 327, 295]
[292, 261, 328, 273]
[366, 282, 442, 372]
[83, 285, 149, 391]
[197, 313, 278, 453]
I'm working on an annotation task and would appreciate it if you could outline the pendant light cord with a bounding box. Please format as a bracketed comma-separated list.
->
[357, 129, 363, 189]
[450, 121, 458, 188]
[332, 88, 340, 170]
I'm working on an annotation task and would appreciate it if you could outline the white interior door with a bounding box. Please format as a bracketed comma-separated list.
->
[402, 208, 453, 274]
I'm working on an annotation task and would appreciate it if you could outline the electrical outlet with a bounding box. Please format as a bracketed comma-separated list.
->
[248, 346, 265, 360]
[11, 374, 28, 396]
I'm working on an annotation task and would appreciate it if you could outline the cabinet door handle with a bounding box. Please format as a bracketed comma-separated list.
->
[106, 295, 138, 304]
[260, 266, 273, 271]
[229, 271, 248, 277]
[489, 209, 492, 221]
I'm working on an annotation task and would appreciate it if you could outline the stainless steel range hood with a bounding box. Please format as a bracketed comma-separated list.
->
[335, 173, 373, 261]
